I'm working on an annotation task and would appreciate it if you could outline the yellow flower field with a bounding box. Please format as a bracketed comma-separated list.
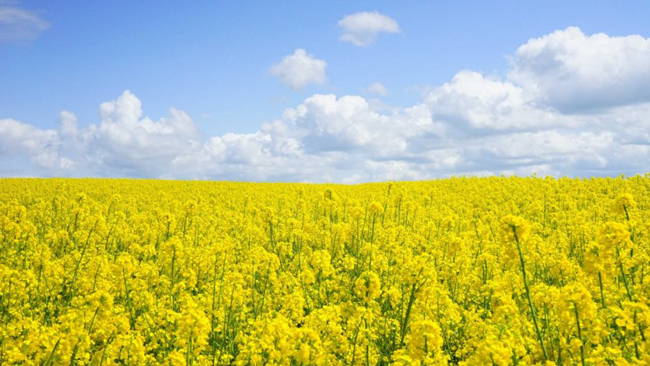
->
[1, 177, 649, 365]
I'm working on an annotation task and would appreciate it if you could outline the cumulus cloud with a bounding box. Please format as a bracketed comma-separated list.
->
[87, 91, 202, 176]
[0, 4, 49, 43]
[338, 11, 399, 47]
[283, 94, 444, 157]
[0, 118, 72, 171]
[367, 82, 389, 96]
[270, 49, 327, 90]
[426, 70, 571, 131]
[509, 27, 650, 112]
[4, 27, 650, 181]
[0, 91, 204, 178]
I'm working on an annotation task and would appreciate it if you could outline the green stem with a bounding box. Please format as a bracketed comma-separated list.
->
[87, 306, 101, 334]
[513, 228, 548, 362]
[573, 302, 586, 366]
[170, 244, 176, 309]
[123, 269, 135, 329]
[619, 261, 633, 302]
[68, 221, 98, 300]
[598, 271, 606, 308]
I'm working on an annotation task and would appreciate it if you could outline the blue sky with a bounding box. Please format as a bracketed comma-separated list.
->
[2, 1, 650, 181]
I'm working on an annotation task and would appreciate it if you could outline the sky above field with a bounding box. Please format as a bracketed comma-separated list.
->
[2, 1, 650, 182]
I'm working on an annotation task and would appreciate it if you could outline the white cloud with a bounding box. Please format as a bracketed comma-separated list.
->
[427, 70, 569, 131]
[0, 5, 49, 43]
[0, 118, 72, 171]
[283, 94, 443, 156]
[509, 27, 650, 112]
[87, 91, 202, 177]
[367, 82, 389, 96]
[58, 111, 78, 137]
[338, 11, 399, 47]
[270, 49, 327, 90]
[477, 130, 613, 170]
[0, 91, 204, 178]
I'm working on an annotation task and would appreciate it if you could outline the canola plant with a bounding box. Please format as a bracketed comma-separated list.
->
[0, 177, 649, 365]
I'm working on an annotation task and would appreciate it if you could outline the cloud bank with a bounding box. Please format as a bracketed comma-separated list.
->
[2, 27, 650, 182]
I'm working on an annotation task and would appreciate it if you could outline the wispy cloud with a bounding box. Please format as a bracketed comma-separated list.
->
[0, 3, 49, 43]
[367, 82, 389, 96]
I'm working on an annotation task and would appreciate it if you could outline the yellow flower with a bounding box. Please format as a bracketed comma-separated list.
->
[409, 319, 443, 361]
[368, 201, 384, 215]
[599, 221, 630, 247]
[613, 193, 636, 217]
[570, 338, 583, 354]
[355, 271, 381, 303]
[296, 343, 311, 363]
[500, 215, 530, 242]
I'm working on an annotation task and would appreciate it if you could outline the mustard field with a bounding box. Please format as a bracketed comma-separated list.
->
[0, 177, 649, 365]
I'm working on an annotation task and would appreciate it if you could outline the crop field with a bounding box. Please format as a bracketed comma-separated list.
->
[0, 177, 649, 365]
